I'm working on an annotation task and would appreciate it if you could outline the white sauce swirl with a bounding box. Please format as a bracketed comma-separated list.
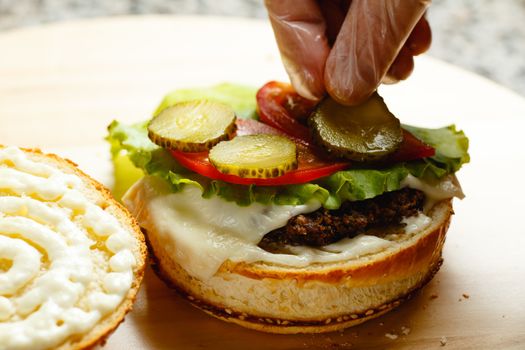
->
[0, 147, 136, 350]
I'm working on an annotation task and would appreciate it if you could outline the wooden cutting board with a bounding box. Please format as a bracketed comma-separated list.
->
[1, 16, 525, 350]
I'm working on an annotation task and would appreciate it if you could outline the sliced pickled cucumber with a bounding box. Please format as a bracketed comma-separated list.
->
[309, 92, 403, 162]
[148, 100, 236, 152]
[209, 134, 297, 178]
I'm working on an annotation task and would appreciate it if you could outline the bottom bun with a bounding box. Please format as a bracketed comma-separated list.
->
[146, 199, 453, 334]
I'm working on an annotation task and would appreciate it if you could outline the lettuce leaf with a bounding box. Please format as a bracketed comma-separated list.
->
[107, 83, 469, 208]
[403, 124, 470, 179]
[154, 83, 258, 119]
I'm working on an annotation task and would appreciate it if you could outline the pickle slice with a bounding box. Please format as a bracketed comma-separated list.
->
[148, 100, 236, 152]
[209, 134, 297, 178]
[309, 92, 403, 162]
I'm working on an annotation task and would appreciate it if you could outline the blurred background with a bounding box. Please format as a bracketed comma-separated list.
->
[1, 0, 524, 97]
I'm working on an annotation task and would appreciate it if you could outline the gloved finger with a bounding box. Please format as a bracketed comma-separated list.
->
[318, 0, 351, 45]
[384, 46, 414, 83]
[324, 0, 431, 105]
[406, 15, 432, 55]
[265, 0, 330, 101]
[383, 15, 430, 84]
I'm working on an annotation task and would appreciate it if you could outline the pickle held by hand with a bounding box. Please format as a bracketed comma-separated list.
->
[309, 93, 403, 162]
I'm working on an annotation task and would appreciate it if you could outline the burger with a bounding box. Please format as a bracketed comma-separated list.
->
[107, 81, 469, 334]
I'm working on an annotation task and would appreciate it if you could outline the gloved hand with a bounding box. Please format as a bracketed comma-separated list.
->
[265, 0, 432, 105]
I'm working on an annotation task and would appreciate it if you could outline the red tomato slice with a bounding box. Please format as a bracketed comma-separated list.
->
[256, 81, 316, 145]
[256, 81, 435, 162]
[387, 129, 435, 163]
[170, 119, 348, 186]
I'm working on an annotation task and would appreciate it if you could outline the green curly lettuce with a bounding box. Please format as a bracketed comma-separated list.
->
[154, 83, 258, 119]
[403, 124, 470, 179]
[107, 83, 469, 208]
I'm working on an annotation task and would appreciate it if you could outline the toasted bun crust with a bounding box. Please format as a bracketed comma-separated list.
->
[144, 196, 453, 334]
[0, 146, 147, 349]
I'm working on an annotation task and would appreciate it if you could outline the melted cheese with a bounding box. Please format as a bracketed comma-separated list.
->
[0, 147, 136, 350]
[124, 172, 460, 282]
[402, 213, 432, 235]
[402, 174, 463, 203]
[123, 175, 440, 282]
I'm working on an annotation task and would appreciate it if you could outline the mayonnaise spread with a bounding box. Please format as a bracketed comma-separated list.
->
[124, 174, 459, 281]
[0, 147, 136, 350]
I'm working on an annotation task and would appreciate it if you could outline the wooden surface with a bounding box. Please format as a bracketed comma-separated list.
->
[1, 16, 525, 350]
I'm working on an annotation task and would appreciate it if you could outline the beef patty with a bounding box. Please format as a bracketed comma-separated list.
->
[259, 188, 425, 248]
